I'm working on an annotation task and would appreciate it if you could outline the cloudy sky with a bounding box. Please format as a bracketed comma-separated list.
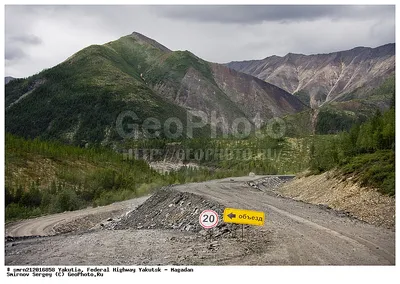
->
[5, 5, 395, 78]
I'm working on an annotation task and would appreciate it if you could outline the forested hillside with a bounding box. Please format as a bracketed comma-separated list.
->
[309, 104, 395, 195]
[4, 131, 308, 221]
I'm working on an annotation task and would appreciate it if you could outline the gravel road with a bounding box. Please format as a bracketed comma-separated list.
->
[5, 176, 395, 265]
[5, 196, 149, 237]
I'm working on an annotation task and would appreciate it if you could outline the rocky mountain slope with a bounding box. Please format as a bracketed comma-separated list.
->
[227, 44, 395, 108]
[5, 32, 306, 145]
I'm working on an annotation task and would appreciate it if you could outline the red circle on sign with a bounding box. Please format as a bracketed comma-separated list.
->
[199, 209, 219, 229]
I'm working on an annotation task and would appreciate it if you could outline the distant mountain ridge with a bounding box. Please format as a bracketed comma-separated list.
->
[227, 43, 395, 108]
[5, 76, 16, 84]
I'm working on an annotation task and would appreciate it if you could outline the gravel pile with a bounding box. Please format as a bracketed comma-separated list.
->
[106, 187, 240, 238]
[250, 176, 294, 191]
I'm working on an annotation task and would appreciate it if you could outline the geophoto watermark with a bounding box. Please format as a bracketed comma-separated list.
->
[122, 147, 283, 162]
[115, 110, 286, 140]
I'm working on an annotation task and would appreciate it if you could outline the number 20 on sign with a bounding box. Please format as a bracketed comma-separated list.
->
[199, 209, 219, 229]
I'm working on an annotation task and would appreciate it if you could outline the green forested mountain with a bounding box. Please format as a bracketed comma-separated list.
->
[5, 32, 306, 146]
[5, 35, 194, 146]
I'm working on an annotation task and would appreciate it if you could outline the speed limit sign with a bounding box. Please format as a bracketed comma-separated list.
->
[199, 209, 219, 229]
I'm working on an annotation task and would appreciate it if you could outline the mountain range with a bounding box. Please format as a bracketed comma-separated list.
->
[5, 32, 395, 145]
[227, 44, 395, 109]
[5, 32, 306, 145]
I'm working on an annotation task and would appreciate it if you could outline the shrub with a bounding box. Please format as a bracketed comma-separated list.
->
[51, 188, 83, 213]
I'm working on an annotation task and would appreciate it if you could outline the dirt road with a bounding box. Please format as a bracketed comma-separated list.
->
[174, 176, 395, 265]
[5, 196, 149, 237]
[5, 176, 395, 265]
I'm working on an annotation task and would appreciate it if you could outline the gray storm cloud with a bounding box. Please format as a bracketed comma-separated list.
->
[9, 34, 43, 45]
[5, 34, 43, 62]
[150, 5, 395, 24]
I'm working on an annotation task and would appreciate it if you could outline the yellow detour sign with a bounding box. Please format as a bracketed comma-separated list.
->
[223, 208, 265, 226]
